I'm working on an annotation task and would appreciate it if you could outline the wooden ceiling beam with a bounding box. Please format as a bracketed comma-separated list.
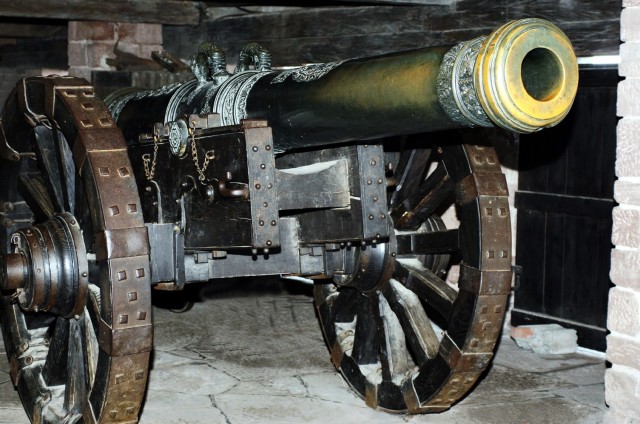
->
[0, 23, 65, 38]
[0, 0, 202, 25]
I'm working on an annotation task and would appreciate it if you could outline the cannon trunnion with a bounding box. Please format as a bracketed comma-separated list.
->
[0, 19, 577, 422]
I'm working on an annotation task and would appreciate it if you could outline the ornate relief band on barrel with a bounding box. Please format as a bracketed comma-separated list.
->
[213, 71, 269, 126]
[436, 37, 493, 128]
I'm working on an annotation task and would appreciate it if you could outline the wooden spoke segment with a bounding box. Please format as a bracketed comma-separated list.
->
[0, 76, 151, 423]
[315, 141, 513, 413]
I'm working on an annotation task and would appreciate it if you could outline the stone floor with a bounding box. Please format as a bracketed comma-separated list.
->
[0, 279, 607, 423]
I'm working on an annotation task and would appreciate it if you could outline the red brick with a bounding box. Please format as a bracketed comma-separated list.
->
[608, 287, 640, 337]
[616, 118, 640, 178]
[605, 365, 640, 419]
[117, 23, 162, 45]
[611, 248, 640, 290]
[622, 7, 640, 42]
[608, 333, 640, 370]
[69, 21, 116, 42]
[509, 326, 533, 339]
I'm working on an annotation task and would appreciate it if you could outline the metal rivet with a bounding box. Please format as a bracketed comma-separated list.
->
[377, 178, 383, 184]
[265, 145, 272, 151]
[82, 272, 88, 277]
[260, 164, 266, 169]
[368, 214, 374, 220]
[366, 179, 372, 185]
[263, 202, 268, 207]
[255, 184, 261, 190]
[259, 220, 265, 226]
[370, 160, 376, 166]
[267, 183, 273, 189]
[266, 240, 272, 246]
[252, 146, 258, 152]
[271, 220, 277, 226]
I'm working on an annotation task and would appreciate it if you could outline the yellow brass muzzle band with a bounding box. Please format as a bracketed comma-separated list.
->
[474, 18, 579, 133]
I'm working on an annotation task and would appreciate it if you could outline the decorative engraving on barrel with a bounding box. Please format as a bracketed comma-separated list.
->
[437, 37, 492, 128]
[271, 60, 347, 84]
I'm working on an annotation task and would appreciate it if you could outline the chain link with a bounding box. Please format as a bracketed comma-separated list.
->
[142, 135, 159, 180]
[190, 128, 215, 183]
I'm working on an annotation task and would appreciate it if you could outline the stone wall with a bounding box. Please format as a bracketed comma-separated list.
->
[606, 1, 640, 422]
[68, 21, 162, 81]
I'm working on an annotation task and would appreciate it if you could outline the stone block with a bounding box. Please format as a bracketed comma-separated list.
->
[620, 42, 640, 78]
[118, 23, 162, 45]
[68, 66, 92, 82]
[604, 409, 640, 424]
[69, 21, 116, 42]
[68, 41, 87, 67]
[117, 42, 141, 57]
[615, 179, 640, 207]
[139, 44, 163, 59]
[611, 248, 640, 290]
[86, 42, 116, 69]
[612, 207, 640, 248]
[617, 118, 640, 178]
[607, 332, 640, 370]
[622, 7, 640, 42]
[618, 79, 640, 118]
[608, 286, 640, 337]
[605, 365, 640, 419]
[510, 324, 577, 354]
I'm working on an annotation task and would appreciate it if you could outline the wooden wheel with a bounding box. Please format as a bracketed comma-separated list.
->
[0, 77, 152, 423]
[314, 139, 512, 412]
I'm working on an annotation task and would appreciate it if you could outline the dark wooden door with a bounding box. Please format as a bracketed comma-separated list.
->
[512, 65, 618, 352]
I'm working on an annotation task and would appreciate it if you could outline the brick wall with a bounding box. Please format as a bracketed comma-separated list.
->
[68, 21, 162, 82]
[606, 2, 640, 422]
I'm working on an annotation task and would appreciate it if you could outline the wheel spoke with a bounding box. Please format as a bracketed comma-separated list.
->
[383, 279, 439, 365]
[389, 148, 432, 207]
[376, 293, 408, 383]
[396, 229, 459, 255]
[55, 129, 76, 214]
[351, 293, 379, 365]
[43, 318, 70, 387]
[33, 126, 65, 213]
[393, 258, 456, 320]
[18, 172, 56, 220]
[64, 315, 90, 416]
[333, 288, 358, 323]
[391, 163, 455, 230]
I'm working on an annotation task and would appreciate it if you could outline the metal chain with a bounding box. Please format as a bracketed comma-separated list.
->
[142, 135, 159, 180]
[190, 128, 215, 183]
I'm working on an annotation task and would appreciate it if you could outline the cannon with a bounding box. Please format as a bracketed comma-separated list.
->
[0, 18, 577, 423]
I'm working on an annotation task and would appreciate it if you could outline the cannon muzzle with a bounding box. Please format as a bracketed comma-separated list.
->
[109, 18, 578, 151]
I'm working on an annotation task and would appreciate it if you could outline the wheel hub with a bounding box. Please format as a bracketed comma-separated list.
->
[332, 234, 397, 294]
[1, 212, 89, 318]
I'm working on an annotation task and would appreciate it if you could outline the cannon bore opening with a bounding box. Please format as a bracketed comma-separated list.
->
[521, 48, 563, 102]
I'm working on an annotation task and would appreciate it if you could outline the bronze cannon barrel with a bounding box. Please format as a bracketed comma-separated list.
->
[109, 18, 578, 151]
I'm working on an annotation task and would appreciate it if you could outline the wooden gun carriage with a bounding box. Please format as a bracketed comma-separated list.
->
[0, 18, 577, 423]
